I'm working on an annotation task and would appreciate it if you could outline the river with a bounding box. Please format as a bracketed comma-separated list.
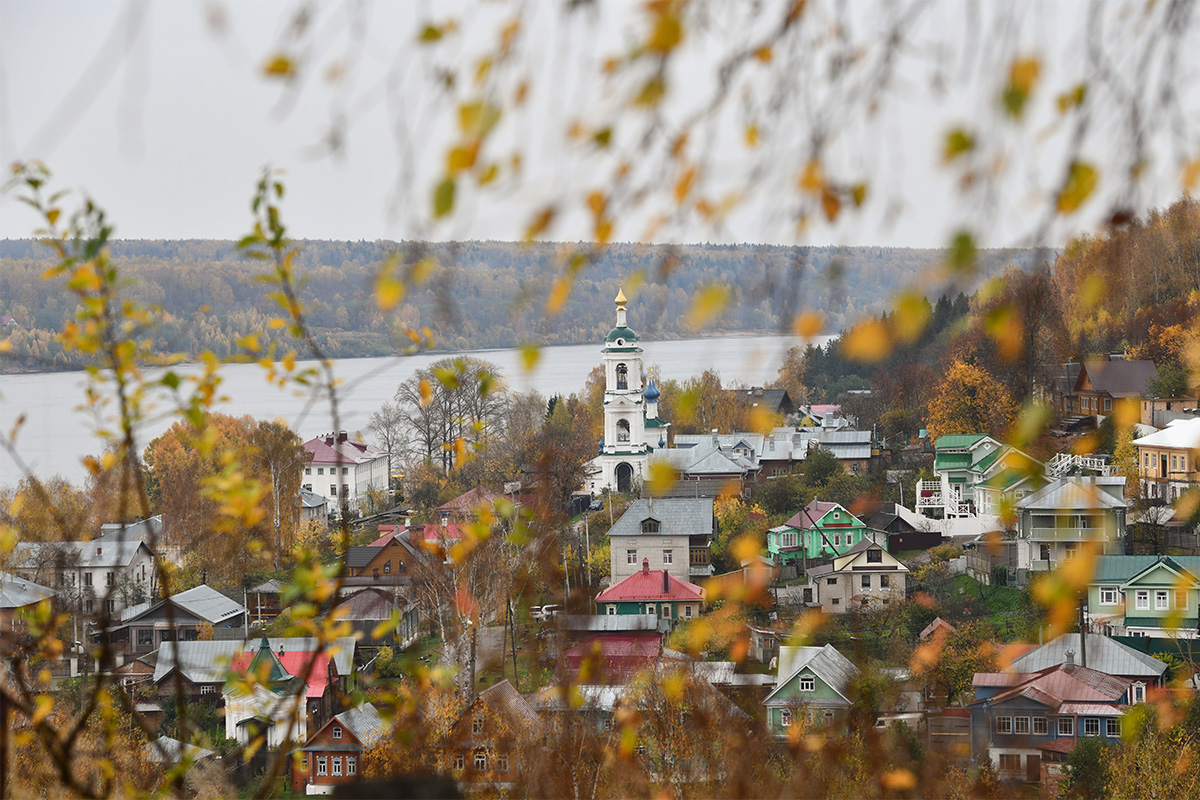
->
[0, 333, 833, 487]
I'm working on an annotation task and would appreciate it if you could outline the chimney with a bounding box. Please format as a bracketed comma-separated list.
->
[662, 570, 669, 595]
[642, 558, 650, 575]
[711, 428, 719, 445]
[324, 433, 334, 445]
[1065, 649, 1075, 669]
[338, 430, 348, 443]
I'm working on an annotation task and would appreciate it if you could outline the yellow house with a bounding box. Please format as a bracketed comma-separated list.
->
[1133, 418, 1200, 502]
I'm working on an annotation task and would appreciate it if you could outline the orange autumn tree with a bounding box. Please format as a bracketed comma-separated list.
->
[926, 359, 1017, 441]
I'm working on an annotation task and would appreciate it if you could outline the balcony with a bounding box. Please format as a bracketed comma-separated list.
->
[1028, 527, 1116, 542]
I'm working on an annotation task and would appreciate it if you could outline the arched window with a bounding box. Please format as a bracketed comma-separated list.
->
[616, 363, 628, 390]
[617, 419, 630, 442]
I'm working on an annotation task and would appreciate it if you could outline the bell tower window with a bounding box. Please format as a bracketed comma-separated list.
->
[617, 419, 631, 443]
[617, 363, 628, 390]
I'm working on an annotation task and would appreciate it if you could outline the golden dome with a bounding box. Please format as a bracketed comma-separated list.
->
[614, 285, 627, 308]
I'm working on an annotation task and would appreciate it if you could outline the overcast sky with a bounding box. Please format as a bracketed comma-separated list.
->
[1, 0, 1196, 248]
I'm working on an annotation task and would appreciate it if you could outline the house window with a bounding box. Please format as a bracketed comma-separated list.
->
[453, 753, 465, 771]
[627, 549, 638, 565]
[861, 575, 871, 589]
[1014, 717, 1030, 735]
[996, 716, 1012, 734]
[1175, 590, 1188, 610]
[617, 419, 630, 443]
[832, 598, 840, 605]
[108, 599, 115, 614]
[200, 685, 214, 695]
[1144, 453, 1150, 469]
[332, 757, 342, 776]
[607, 605, 616, 615]
[1104, 398, 1112, 411]
[1058, 717, 1074, 737]
[303, 484, 312, 492]
[341, 484, 349, 497]
[347, 757, 356, 776]
[833, 534, 841, 548]
[330, 484, 337, 496]
[641, 519, 659, 534]
[684, 605, 692, 618]
[137, 630, 154, 648]
[661, 605, 671, 619]
[497, 753, 509, 772]
[827, 578, 837, 585]
[318, 468, 324, 475]
[317, 756, 327, 776]
[106, 572, 114, 586]
[1136, 590, 1149, 610]
[472, 715, 484, 734]
[867, 549, 882, 563]
[781, 708, 792, 727]
[343, 467, 349, 475]
[384, 561, 391, 574]
[663, 549, 673, 564]
[880, 575, 890, 588]
[1064, 543, 1078, 560]
[1132, 682, 1146, 703]
[84, 573, 93, 587]
[1155, 590, 1169, 611]
[1100, 586, 1118, 605]
[305, 467, 311, 475]
[1033, 717, 1047, 735]
[1084, 718, 1101, 737]
[799, 676, 815, 692]
[1106, 718, 1120, 737]
[474, 751, 487, 771]
[999, 754, 1021, 772]
[332, 726, 342, 739]
[1040, 544, 1051, 562]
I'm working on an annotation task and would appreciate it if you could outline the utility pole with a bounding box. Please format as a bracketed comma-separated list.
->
[508, 597, 519, 691]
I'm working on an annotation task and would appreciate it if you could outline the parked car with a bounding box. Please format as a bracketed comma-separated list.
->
[589, 499, 603, 511]
[531, 604, 561, 621]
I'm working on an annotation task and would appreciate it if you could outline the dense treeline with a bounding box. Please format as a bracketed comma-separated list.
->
[0, 239, 1035, 372]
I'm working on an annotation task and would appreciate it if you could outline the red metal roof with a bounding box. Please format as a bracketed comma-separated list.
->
[303, 433, 387, 466]
[229, 648, 337, 699]
[595, 566, 705, 603]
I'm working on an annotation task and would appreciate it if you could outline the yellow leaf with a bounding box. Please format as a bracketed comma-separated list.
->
[647, 460, 679, 495]
[792, 311, 825, 339]
[754, 46, 773, 63]
[546, 277, 571, 314]
[686, 285, 730, 329]
[744, 124, 759, 148]
[586, 191, 607, 219]
[524, 206, 554, 241]
[942, 127, 975, 163]
[519, 343, 540, 374]
[32, 694, 54, 724]
[446, 143, 478, 176]
[1057, 161, 1099, 214]
[820, 188, 841, 222]
[594, 218, 613, 244]
[263, 53, 296, 78]
[891, 291, 930, 344]
[673, 166, 697, 204]
[882, 769, 917, 791]
[985, 303, 1023, 362]
[842, 318, 891, 363]
[375, 273, 405, 310]
[647, 12, 683, 54]
[634, 76, 666, 107]
[1182, 157, 1200, 192]
[798, 160, 824, 192]
[419, 378, 434, 407]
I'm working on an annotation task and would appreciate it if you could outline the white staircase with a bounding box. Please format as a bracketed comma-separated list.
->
[1046, 453, 1111, 478]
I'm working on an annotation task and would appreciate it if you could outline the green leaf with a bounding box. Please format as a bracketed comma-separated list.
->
[161, 371, 181, 390]
[942, 128, 976, 162]
[947, 230, 976, 274]
[1057, 161, 1098, 214]
[433, 178, 456, 219]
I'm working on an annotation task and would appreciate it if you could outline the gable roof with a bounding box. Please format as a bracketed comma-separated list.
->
[303, 433, 388, 466]
[765, 644, 859, 705]
[1006, 633, 1166, 679]
[99, 516, 163, 545]
[323, 587, 413, 621]
[474, 679, 546, 738]
[11, 538, 152, 570]
[153, 636, 356, 685]
[1015, 476, 1130, 511]
[1091, 555, 1200, 584]
[0, 572, 55, 610]
[784, 500, 859, 530]
[1077, 359, 1156, 397]
[595, 567, 705, 604]
[983, 662, 1129, 708]
[169, 584, 245, 624]
[437, 486, 501, 516]
[304, 702, 390, 751]
[1118, 556, 1200, 590]
[607, 498, 715, 539]
[1133, 417, 1200, 449]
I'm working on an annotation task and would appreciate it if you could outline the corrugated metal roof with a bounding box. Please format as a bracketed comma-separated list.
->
[1006, 634, 1166, 679]
[766, 644, 858, 705]
[1016, 477, 1130, 511]
[556, 614, 668, 634]
[1058, 702, 1123, 716]
[1080, 359, 1156, 398]
[153, 636, 356, 684]
[934, 434, 990, 449]
[11, 538, 151, 569]
[1133, 417, 1200, 449]
[334, 702, 389, 747]
[607, 498, 715, 539]
[595, 568, 704, 603]
[171, 585, 245, 624]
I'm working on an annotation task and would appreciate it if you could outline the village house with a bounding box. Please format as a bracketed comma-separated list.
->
[763, 643, 859, 735]
[971, 654, 1134, 784]
[10, 537, 156, 618]
[0, 571, 55, 641]
[1133, 418, 1200, 502]
[1073, 357, 1157, 419]
[106, 583, 246, 657]
[595, 559, 705, 629]
[223, 637, 313, 749]
[607, 497, 716, 584]
[435, 485, 502, 524]
[316, 586, 421, 651]
[302, 431, 390, 513]
[293, 703, 389, 795]
[1014, 476, 1130, 578]
[805, 539, 909, 614]
[767, 499, 882, 567]
[341, 527, 419, 587]
[441, 680, 546, 793]
[1083, 555, 1200, 639]
[915, 434, 1042, 520]
[1005, 633, 1168, 694]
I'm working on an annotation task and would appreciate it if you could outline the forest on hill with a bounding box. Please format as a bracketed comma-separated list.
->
[0, 239, 1035, 372]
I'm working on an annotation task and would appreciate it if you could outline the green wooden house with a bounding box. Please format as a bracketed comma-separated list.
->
[763, 643, 858, 735]
[1085, 555, 1200, 639]
[767, 500, 877, 566]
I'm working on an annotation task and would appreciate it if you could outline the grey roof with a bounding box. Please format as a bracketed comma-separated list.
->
[152, 636, 356, 684]
[99, 516, 163, 544]
[556, 613, 669, 634]
[344, 545, 382, 569]
[1079, 359, 1156, 398]
[171, 585, 245, 624]
[1090, 555, 1200, 584]
[249, 579, 285, 594]
[1015, 476, 1130, 511]
[652, 440, 757, 476]
[300, 489, 328, 510]
[0, 571, 55, 609]
[144, 735, 215, 765]
[764, 643, 859, 705]
[607, 497, 715, 539]
[1133, 418, 1200, 449]
[10, 538, 151, 570]
[1006, 634, 1167, 679]
[331, 702, 389, 748]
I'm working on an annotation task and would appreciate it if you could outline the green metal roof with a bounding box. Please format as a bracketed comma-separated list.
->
[1091, 555, 1200, 584]
[973, 447, 1005, 472]
[1123, 616, 1200, 628]
[934, 452, 973, 470]
[604, 326, 640, 343]
[934, 434, 989, 449]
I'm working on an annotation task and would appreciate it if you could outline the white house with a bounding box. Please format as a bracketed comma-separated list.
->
[302, 431, 390, 513]
[1015, 476, 1130, 577]
[10, 537, 156, 618]
[606, 497, 715, 583]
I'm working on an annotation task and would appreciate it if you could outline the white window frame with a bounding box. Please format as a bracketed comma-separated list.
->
[347, 757, 356, 776]
[332, 757, 342, 776]
[996, 716, 1012, 734]
[1155, 590, 1169, 611]
[1136, 590, 1150, 610]
[1014, 716, 1030, 735]
[607, 605, 616, 615]
[453, 753, 465, 771]
[1033, 717, 1047, 735]
[1100, 586, 1118, 605]
[332, 726, 341, 740]
[663, 549, 673, 565]
[1132, 682, 1146, 703]
[1084, 718, 1100, 737]
[474, 751, 487, 771]
[1058, 717, 1074, 737]
[1106, 718, 1120, 737]
[684, 604, 693, 618]
[781, 708, 792, 727]
[999, 753, 1021, 772]
[799, 675, 815, 692]
[627, 549, 637, 565]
